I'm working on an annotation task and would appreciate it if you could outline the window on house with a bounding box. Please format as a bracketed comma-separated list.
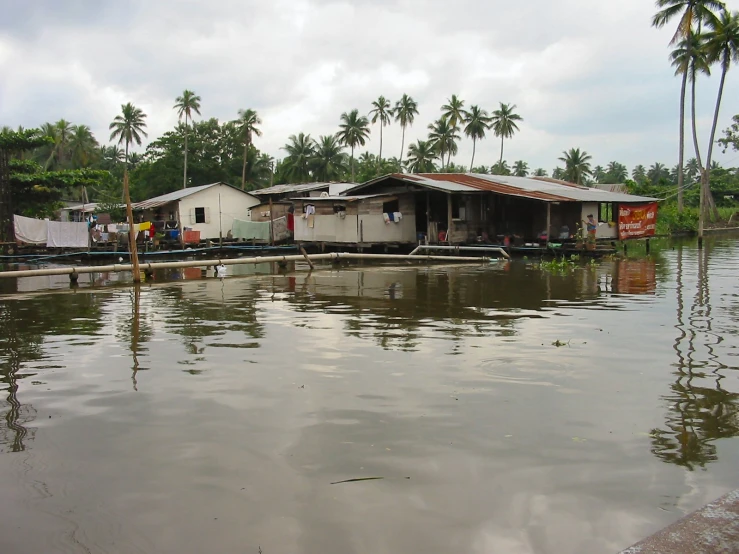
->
[195, 207, 206, 224]
[452, 196, 466, 221]
[382, 199, 399, 213]
[599, 203, 614, 223]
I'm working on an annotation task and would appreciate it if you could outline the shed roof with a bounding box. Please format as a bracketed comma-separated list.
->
[133, 182, 252, 210]
[252, 182, 358, 196]
[294, 194, 390, 201]
[346, 173, 656, 203]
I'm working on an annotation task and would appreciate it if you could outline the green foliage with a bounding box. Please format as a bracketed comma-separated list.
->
[0, 128, 51, 151]
[656, 204, 699, 234]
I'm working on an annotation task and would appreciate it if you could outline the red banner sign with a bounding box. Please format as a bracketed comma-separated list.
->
[618, 203, 658, 240]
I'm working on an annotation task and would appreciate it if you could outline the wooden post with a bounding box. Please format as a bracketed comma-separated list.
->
[299, 245, 314, 269]
[426, 191, 431, 244]
[123, 170, 140, 282]
[269, 196, 275, 246]
[546, 203, 551, 244]
[447, 193, 453, 243]
[218, 193, 223, 248]
[177, 203, 184, 250]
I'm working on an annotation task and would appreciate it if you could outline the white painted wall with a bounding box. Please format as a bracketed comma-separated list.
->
[179, 184, 260, 239]
[294, 213, 417, 243]
[294, 214, 359, 242]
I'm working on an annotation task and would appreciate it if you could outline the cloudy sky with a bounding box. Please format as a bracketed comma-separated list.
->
[2, 0, 739, 173]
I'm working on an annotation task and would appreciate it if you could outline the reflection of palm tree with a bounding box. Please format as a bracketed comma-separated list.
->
[651, 243, 739, 469]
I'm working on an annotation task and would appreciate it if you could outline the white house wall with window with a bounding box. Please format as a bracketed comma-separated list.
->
[133, 182, 260, 240]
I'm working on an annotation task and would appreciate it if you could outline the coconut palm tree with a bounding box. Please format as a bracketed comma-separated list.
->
[173, 90, 202, 189]
[405, 140, 437, 173]
[490, 103, 523, 167]
[337, 109, 370, 182]
[441, 95, 466, 129]
[236, 109, 262, 190]
[685, 157, 701, 181]
[109, 102, 147, 282]
[703, 9, 739, 217]
[558, 148, 592, 185]
[632, 164, 647, 184]
[653, 0, 725, 211]
[311, 135, 347, 181]
[593, 165, 606, 183]
[606, 161, 629, 182]
[671, 33, 711, 170]
[491, 160, 511, 176]
[463, 105, 491, 169]
[69, 124, 99, 168]
[552, 167, 565, 180]
[512, 160, 529, 177]
[369, 96, 392, 170]
[394, 94, 419, 168]
[533, 168, 548, 177]
[648, 162, 670, 183]
[427, 117, 460, 171]
[281, 133, 315, 182]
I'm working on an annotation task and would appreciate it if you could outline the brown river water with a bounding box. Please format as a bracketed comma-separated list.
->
[0, 237, 737, 554]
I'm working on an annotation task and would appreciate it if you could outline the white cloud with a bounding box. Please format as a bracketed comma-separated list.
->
[1, 0, 738, 173]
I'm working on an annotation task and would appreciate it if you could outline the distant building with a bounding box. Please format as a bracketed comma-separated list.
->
[133, 182, 260, 241]
[290, 173, 657, 247]
[251, 182, 357, 202]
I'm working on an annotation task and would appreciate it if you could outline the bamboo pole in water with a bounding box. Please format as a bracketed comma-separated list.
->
[0, 252, 489, 279]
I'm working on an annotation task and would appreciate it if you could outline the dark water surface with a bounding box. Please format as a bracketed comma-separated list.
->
[1, 238, 738, 553]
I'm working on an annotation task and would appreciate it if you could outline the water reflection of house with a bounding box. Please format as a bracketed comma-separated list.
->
[291, 173, 654, 247]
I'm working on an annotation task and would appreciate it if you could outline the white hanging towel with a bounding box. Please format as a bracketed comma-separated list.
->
[13, 215, 48, 244]
[393, 212, 403, 223]
[46, 221, 89, 248]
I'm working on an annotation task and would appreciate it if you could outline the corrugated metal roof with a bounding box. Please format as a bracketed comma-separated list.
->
[251, 182, 358, 196]
[347, 173, 655, 203]
[294, 193, 390, 201]
[132, 182, 251, 210]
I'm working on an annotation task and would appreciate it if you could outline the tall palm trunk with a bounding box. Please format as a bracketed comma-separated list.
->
[690, 68, 707, 243]
[440, 147, 446, 172]
[499, 136, 504, 167]
[470, 138, 477, 170]
[183, 114, 188, 189]
[350, 146, 355, 182]
[399, 125, 406, 170]
[123, 141, 140, 283]
[241, 132, 250, 190]
[677, 70, 687, 212]
[378, 126, 383, 175]
[704, 64, 727, 222]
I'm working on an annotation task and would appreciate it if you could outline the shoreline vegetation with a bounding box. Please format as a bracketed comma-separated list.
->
[1, 2, 739, 240]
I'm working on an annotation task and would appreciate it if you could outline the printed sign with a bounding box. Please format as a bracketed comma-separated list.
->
[618, 203, 658, 240]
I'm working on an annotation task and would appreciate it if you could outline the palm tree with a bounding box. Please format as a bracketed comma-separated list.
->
[369, 96, 392, 170]
[685, 157, 700, 181]
[490, 103, 523, 167]
[405, 140, 437, 173]
[648, 162, 670, 183]
[533, 168, 548, 177]
[236, 109, 262, 190]
[632, 164, 647, 184]
[109, 102, 147, 282]
[472, 165, 490, 174]
[703, 9, 739, 218]
[606, 161, 629, 182]
[337, 109, 370, 182]
[512, 160, 529, 177]
[491, 160, 511, 176]
[558, 148, 592, 185]
[441, 95, 466, 129]
[281, 133, 315, 182]
[653, 0, 725, 211]
[441, 95, 466, 166]
[427, 117, 460, 171]
[394, 94, 419, 168]
[173, 90, 202, 189]
[463, 105, 491, 169]
[552, 167, 565, 180]
[69, 125, 99, 168]
[593, 165, 606, 183]
[311, 135, 347, 181]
